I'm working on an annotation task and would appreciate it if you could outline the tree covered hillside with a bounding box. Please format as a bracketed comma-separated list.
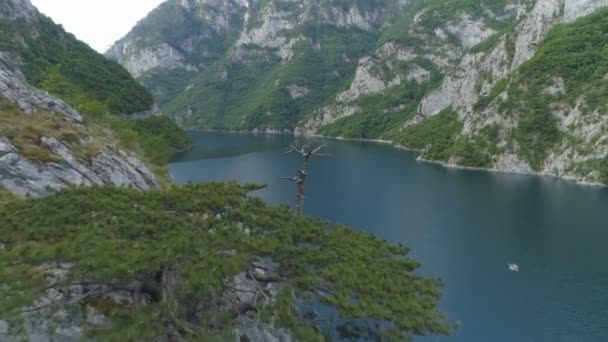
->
[0, 12, 153, 114]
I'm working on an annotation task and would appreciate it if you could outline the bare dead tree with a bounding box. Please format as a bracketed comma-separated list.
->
[282, 143, 326, 215]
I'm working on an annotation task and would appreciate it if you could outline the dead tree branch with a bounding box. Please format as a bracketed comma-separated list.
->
[282, 143, 326, 215]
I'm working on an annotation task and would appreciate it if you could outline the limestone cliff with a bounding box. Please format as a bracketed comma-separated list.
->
[109, 0, 608, 184]
[0, 0, 160, 197]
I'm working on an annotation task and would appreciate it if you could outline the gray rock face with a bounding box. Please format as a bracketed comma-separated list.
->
[0, 54, 82, 123]
[236, 317, 293, 342]
[107, 0, 405, 77]
[0, 263, 150, 342]
[445, 14, 496, 49]
[0, 135, 159, 198]
[414, 0, 608, 178]
[106, 42, 193, 78]
[286, 84, 310, 99]
[0, 44, 159, 198]
[230, 259, 294, 342]
[0, 0, 36, 20]
[0, 258, 294, 342]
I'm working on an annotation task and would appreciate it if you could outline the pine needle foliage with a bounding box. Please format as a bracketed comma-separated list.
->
[0, 183, 450, 341]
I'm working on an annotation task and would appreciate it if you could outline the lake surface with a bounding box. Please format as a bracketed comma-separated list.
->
[170, 131, 608, 342]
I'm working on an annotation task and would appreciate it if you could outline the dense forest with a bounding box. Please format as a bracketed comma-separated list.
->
[0, 15, 153, 114]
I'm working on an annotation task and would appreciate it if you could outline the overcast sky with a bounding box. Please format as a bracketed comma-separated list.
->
[30, 0, 166, 53]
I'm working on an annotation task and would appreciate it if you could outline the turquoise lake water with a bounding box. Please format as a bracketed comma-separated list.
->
[170, 131, 608, 341]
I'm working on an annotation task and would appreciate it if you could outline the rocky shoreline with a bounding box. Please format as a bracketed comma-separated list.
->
[190, 129, 607, 188]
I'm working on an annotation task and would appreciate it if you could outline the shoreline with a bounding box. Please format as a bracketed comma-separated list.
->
[187, 129, 606, 188]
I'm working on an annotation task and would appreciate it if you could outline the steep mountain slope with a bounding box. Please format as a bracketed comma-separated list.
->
[0, 0, 187, 197]
[109, 0, 608, 184]
[107, 0, 409, 130]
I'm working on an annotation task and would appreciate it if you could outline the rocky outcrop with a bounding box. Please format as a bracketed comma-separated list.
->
[0, 54, 82, 122]
[411, 0, 608, 179]
[0, 258, 292, 342]
[0, 0, 36, 20]
[106, 42, 195, 78]
[105, 0, 249, 77]
[0, 49, 159, 197]
[0, 137, 159, 198]
[230, 259, 294, 342]
[420, 0, 608, 119]
[337, 56, 388, 103]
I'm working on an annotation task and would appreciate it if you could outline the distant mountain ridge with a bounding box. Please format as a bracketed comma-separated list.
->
[109, 0, 608, 185]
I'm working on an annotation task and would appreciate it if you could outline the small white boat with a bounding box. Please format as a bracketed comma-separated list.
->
[508, 263, 520, 272]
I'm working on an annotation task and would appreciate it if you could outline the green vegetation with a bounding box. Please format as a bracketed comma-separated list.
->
[418, 0, 511, 32]
[566, 158, 608, 184]
[0, 102, 83, 163]
[91, 114, 191, 178]
[126, 0, 246, 105]
[513, 103, 561, 170]
[320, 61, 442, 139]
[0, 187, 15, 205]
[513, 8, 608, 112]
[131, 116, 192, 152]
[140, 69, 199, 106]
[0, 100, 188, 181]
[320, 106, 412, 140]
[382, 0, 514, 47]
[389, 110, 499, 167]
[473, 78, 508, 111]
[0, 183, 451, 341]
[129, 0, 242, 64]
[0, 15, 153, 114]
[600, 159, 608, 184]
[377, 0, 426, 45]
[475, 7, 608, 169]
[22, 61, 190, 175]
[395, 110, 463, 161]
[451, 126, 501, 168]
[39, 65, 110, 116]
[166, 27, 378, 130]
[0, 12, 192, 184]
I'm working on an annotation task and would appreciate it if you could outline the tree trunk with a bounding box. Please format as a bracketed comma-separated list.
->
[296, 158, 308, 215]
[283, 144, 325, 216]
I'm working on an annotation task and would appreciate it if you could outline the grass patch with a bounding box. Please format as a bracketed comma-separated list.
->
[0, 101, 187, 183]
[0, 102, 76, 163]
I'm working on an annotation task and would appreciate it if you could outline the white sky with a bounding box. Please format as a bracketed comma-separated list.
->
[30, 0, 166, 53]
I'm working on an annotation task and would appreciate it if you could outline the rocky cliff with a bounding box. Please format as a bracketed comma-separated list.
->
[0, 0, 160, 197]
[109, 0, 608, 184]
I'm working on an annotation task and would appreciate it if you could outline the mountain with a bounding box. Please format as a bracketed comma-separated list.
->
[0, 2, 450, 342]
[109, 0, 608, 185]
[0, 0, 191, 197]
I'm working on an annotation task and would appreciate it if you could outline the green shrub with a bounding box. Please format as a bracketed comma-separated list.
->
[398, 109, 463, 161]
[131, 116, 192, 152]
[451, 126, 500, 168]
[0, 183, 451, 341]
[600, 159, 608, 184]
